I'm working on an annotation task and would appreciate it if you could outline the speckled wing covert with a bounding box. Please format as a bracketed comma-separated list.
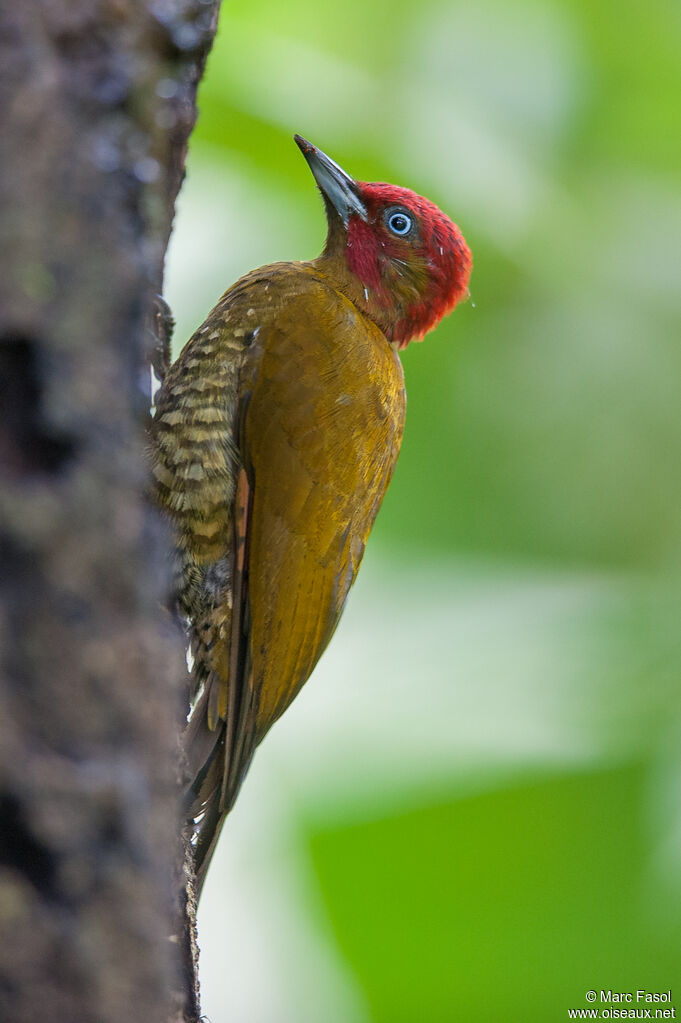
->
[151, 263, 405, 886]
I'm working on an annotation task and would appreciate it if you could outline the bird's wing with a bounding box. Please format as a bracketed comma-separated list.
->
[235, 278, 406, 769]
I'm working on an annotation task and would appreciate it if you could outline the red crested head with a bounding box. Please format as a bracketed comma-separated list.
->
[295, 135, 472, 348]
[346, 182, 471, 348]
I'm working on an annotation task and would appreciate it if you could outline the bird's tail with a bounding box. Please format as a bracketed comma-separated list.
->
[183, 683, 228, 898]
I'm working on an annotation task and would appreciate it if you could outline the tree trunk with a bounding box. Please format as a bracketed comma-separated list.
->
[0, 2, 220, 1020]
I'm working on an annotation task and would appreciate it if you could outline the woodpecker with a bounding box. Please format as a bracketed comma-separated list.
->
[151, 135, 472, 891]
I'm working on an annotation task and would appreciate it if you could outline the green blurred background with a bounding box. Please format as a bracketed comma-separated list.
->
[165, 0, 681, 1018]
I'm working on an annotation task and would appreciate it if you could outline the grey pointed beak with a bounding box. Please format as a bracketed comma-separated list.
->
[294, 134, 368, 226]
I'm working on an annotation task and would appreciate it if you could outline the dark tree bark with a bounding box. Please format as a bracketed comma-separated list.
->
[0, 2, 220, 1020]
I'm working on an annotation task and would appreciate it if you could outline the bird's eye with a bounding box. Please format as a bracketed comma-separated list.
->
[386, 210, 413, 236]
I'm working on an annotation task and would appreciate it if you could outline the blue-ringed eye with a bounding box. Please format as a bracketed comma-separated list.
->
[386, 210, 413, 236]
